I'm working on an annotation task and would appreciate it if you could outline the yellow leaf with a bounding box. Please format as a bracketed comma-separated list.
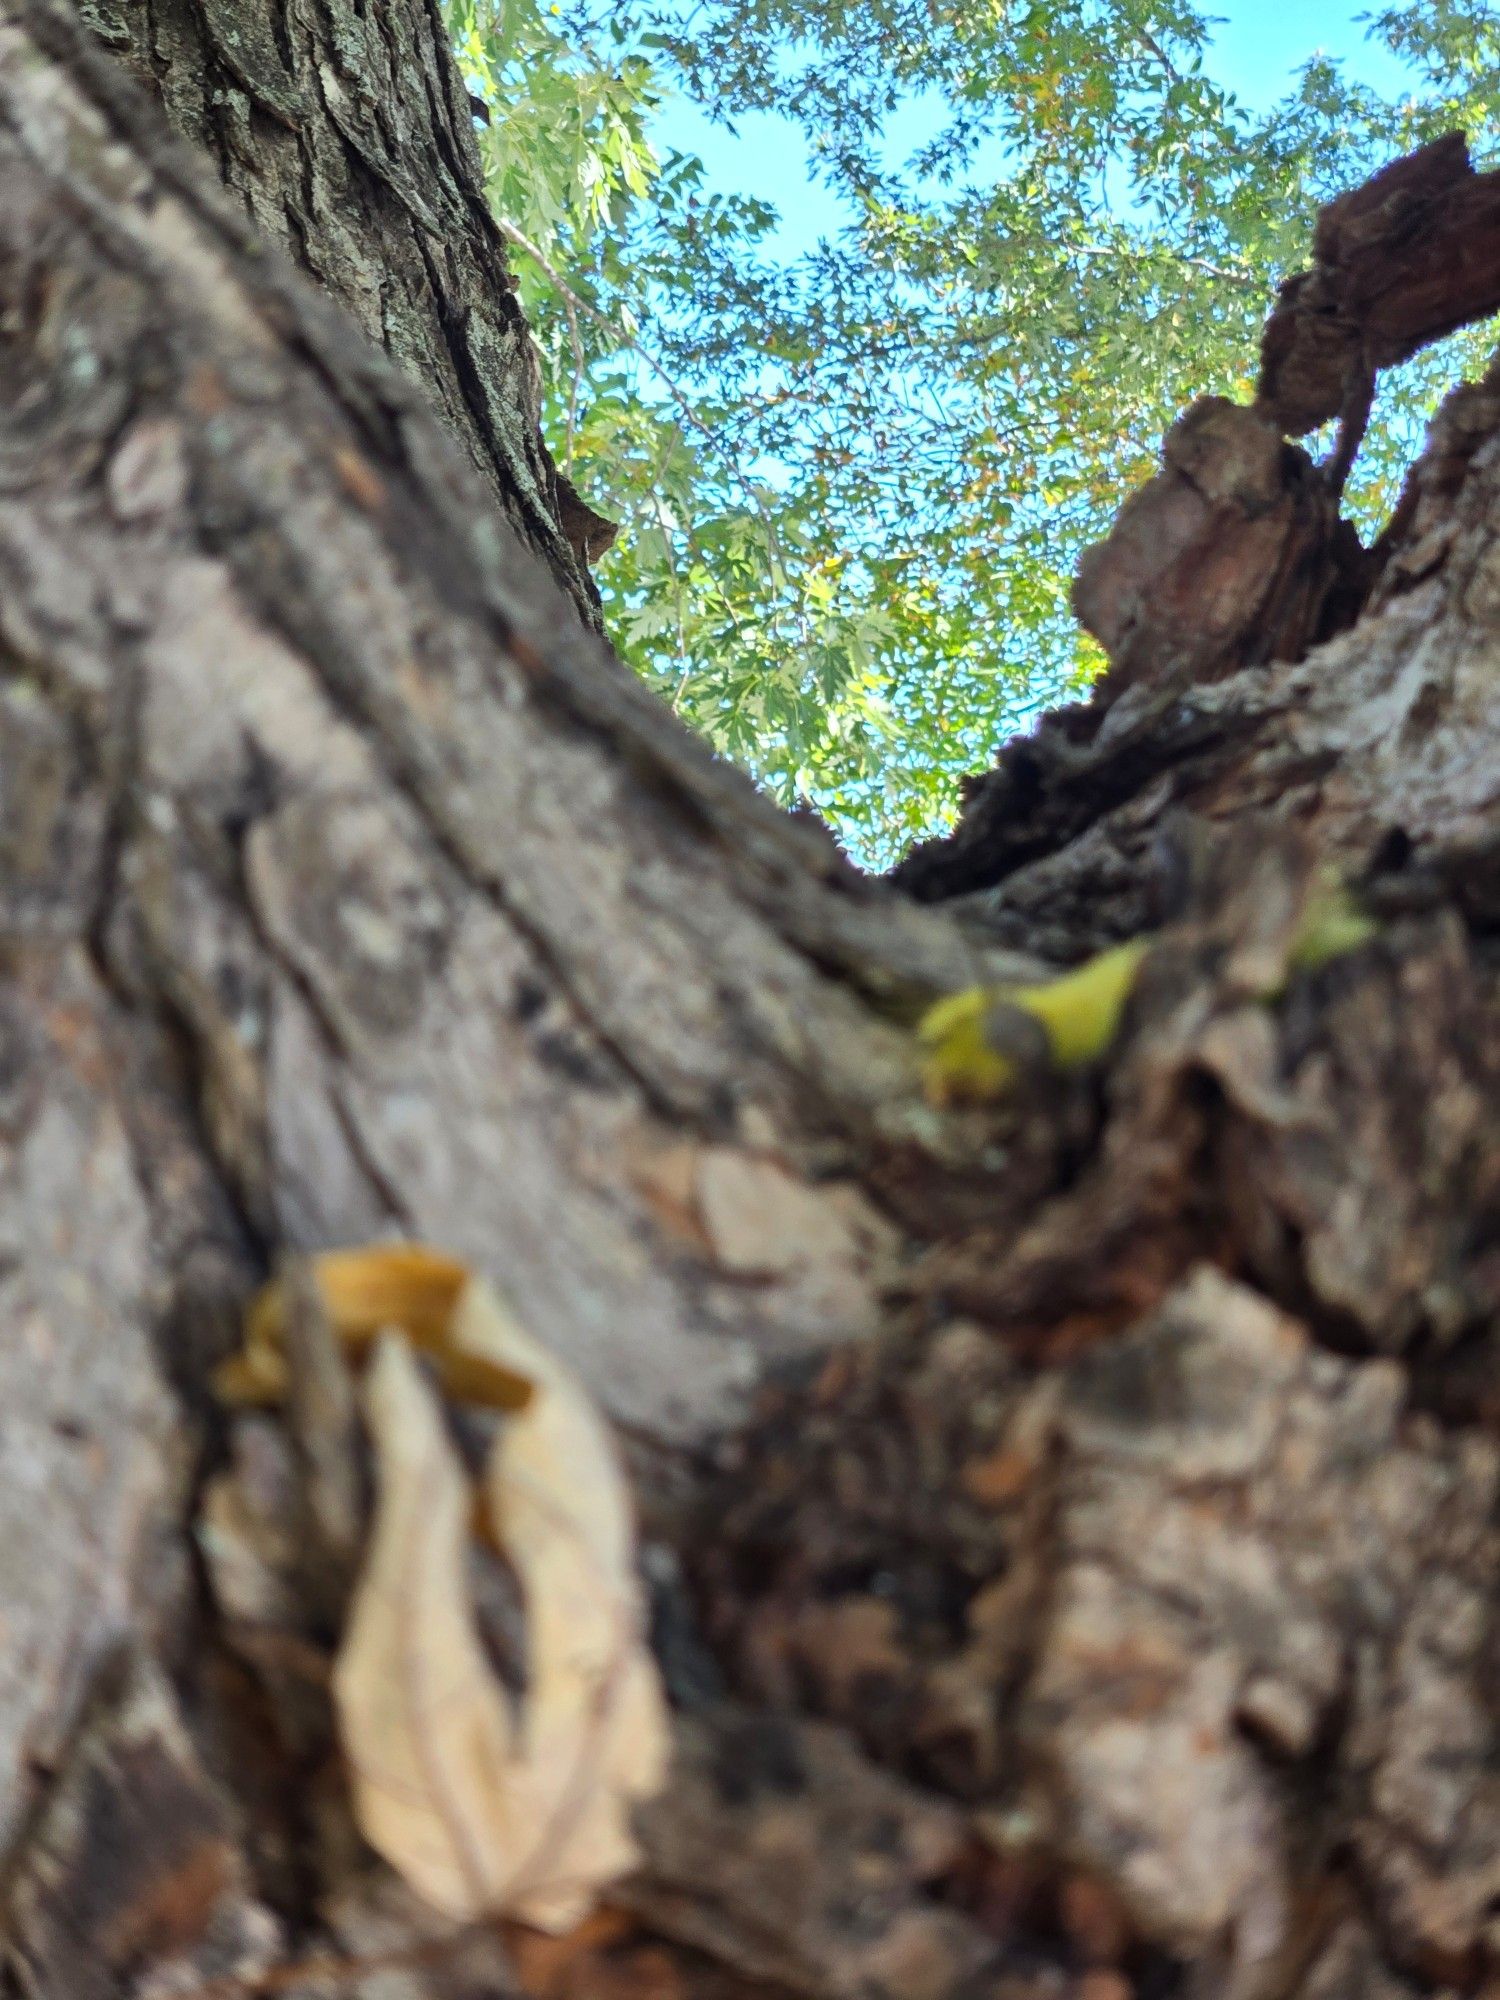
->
[215, 1244, 534, 1414]
[1016, 938, 1151, 1068]
[915, 878, 1375, 1110]
[1286, 881, 1378, 977]
[916, 986, 1023, 1103]
[919, 937, 1150, 1104]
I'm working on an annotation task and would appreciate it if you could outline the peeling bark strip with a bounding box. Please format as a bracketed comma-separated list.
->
[70, 0, 609, 622]
[0, 15, 1497, 1999]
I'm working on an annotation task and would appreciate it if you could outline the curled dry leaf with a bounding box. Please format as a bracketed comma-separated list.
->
[465, 1281, 671, 1930]
[330, 1270, 670, 1932]
[216, 1243, 534, 1413]
[333, 1333, 520, 1921]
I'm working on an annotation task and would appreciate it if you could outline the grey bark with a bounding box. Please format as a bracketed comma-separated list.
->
[0, 11, 1495, 2000]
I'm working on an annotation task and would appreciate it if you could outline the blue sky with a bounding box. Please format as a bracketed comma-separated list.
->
[649, 3, 1418, 255]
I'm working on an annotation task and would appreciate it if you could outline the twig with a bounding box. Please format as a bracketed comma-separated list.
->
[494, 215, 587, 466]
[492, 214, 702, 427]
[1069, 242, 1251, 285]
[492, 214, 797, 596]
[1137, 26, 1183, 85]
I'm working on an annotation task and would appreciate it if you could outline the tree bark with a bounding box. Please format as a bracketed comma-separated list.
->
[73, 0, 611, 622]
[0, 12, 1495, 2000]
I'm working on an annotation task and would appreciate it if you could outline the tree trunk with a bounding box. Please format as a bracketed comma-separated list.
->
[74, 0, 612, 621]
[0, 8, 1495, 2000]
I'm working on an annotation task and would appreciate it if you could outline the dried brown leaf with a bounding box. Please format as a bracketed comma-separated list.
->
[467, 1281, 671, 1932]
[333, 1333, 519, 1920]
[332, 1279, 669, 1932]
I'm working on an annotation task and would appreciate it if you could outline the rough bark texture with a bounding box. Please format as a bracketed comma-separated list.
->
[73, 0, 610, 622]
[1257, 133, 1500, 440]
[0, 9, 1497, 2000]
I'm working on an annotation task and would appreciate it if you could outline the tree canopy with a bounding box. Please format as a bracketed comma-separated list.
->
[451, 0, 1500, 861]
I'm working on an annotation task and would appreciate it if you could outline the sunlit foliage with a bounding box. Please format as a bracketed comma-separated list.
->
[449, 0, 1500, 863]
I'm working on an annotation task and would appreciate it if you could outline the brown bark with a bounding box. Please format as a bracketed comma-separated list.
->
[1257, 133, 1500, 441]
[0, 8, 1496, 2000]
[74, 0, 611, 622]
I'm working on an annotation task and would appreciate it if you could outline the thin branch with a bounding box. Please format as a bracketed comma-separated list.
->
[493, 214, 702, 429]
[1137, 26, 1183, 86]
[494, 215, 587, 465]
[1068, 242, 1252, 285]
